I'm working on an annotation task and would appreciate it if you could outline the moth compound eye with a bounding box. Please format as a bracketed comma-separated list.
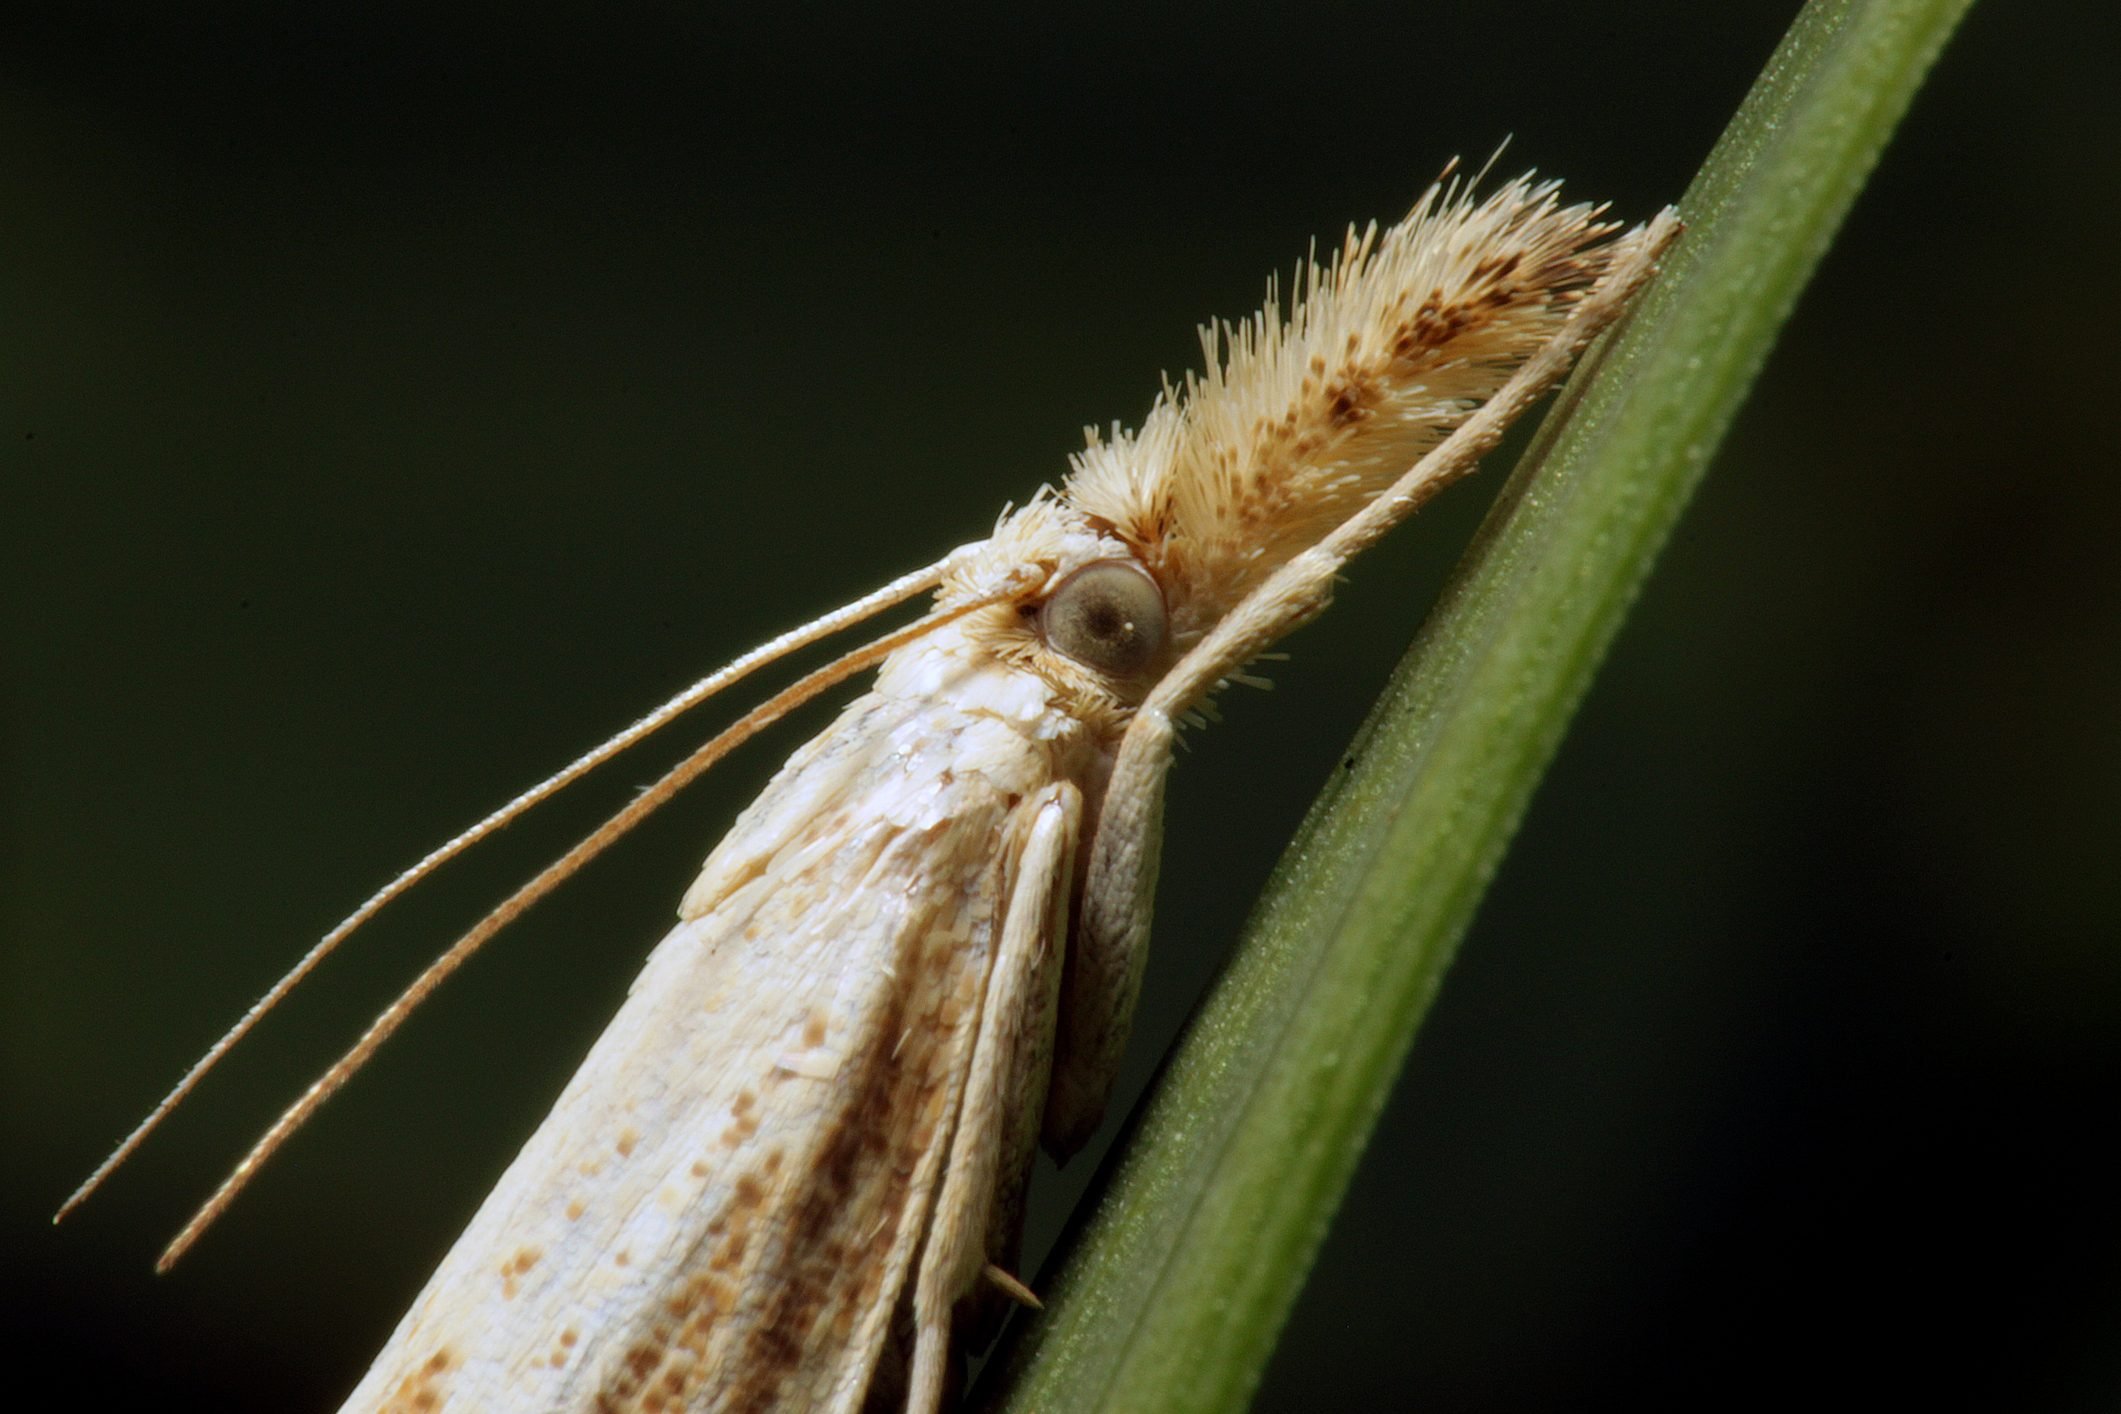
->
[1039, 559, 1167, 678]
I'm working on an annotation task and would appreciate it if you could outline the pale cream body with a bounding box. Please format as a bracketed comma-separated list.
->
[342, 617, 1114, 1413]
[69, 173, 1679, 1414]
[332, 176, 1684, 1411]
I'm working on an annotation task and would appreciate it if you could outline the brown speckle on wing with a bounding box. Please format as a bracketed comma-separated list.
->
[340, 682, 1064, 1413]
[375, 1347, 454, 1414]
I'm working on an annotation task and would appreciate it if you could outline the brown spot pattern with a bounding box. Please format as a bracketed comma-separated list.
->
[592, 881, 987, 1412]
[379, 1347, 454, 1414]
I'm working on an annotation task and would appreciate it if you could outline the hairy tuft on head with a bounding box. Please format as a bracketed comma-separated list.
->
[1064, 170, 1630, 635]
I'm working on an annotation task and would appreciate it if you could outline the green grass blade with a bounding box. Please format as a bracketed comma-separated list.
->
[977, 1, 1979, 1409]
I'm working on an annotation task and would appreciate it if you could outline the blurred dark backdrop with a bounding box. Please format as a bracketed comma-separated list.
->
[5, 2, 2116, 1408]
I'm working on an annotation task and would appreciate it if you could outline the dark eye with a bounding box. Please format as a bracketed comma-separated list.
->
[1038, 559, 1167, 677]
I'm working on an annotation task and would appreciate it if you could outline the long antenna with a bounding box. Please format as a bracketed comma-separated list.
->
[57, 546, 970, 1226]
[154, 583, 1017, 1269]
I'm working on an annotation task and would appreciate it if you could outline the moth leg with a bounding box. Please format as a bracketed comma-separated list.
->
[907, 781, 1080, 1414]
[1044, 706, 1173, 1159]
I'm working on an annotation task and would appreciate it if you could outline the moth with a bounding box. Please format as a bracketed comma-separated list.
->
[63, 167, 1678, 1411]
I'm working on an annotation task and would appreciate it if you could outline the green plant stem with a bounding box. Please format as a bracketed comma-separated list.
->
[977, 1, 1977, 1409]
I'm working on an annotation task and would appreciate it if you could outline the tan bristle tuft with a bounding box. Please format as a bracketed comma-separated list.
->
[1065, 171, 1629, 634]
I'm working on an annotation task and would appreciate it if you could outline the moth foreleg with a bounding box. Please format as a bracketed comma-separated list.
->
[907, 781, 1080, 1414]
[1044, 707, 1175, 1160]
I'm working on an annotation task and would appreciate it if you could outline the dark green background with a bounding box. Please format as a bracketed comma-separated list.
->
[6, 2, 2115, 1408]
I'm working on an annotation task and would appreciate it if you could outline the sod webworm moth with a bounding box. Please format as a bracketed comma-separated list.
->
[63, 166, 1677, 1411]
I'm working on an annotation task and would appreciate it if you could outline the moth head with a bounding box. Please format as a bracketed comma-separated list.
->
[937, 498, 1184, 723]
[998, 548, 1178, 720]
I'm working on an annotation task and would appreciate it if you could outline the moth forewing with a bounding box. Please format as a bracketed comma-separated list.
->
[343, 649, 1096, 1412]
